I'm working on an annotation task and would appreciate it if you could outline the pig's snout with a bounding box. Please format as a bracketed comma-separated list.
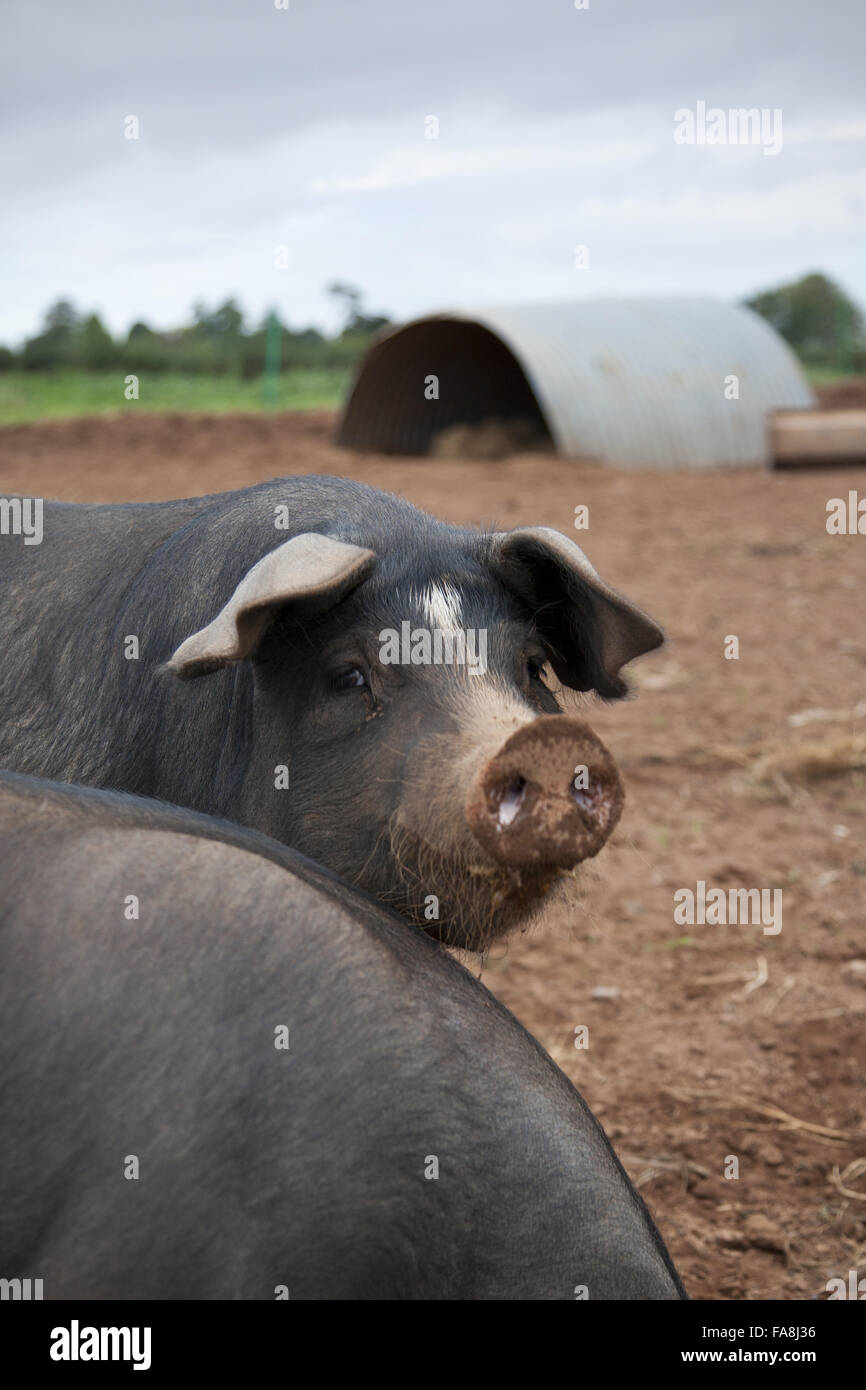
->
[465, 716, 624, 869]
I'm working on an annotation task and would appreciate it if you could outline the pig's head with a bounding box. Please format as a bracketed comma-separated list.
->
[167, 505, 662, 951]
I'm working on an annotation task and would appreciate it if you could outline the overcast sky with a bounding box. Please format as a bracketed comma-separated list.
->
[2, 0, 864, 343]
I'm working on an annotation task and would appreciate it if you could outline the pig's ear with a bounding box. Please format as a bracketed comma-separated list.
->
[487, 526, 663, 697]
[167, 533, 376, 680]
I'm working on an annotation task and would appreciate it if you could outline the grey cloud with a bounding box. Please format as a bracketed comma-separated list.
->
[2, 0, 864, 342]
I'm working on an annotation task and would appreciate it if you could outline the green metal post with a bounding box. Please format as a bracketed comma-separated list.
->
[263, 309, 282, 409]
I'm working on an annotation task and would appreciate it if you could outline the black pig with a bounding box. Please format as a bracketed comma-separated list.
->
[0, 477, 662, 948]
[0, 770, 685, 1300]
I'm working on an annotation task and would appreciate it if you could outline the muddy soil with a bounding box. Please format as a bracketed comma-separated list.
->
[2, 409, 864, 1300]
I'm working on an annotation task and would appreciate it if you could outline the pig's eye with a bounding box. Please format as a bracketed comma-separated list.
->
[526, 657, 546, 684]
[331, 666, 367, 693]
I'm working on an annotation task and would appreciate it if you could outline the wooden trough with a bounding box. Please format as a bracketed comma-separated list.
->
[771, 409, 866, 468]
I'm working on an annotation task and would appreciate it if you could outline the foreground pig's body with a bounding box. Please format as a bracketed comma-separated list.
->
[0, 770, 686, 1300]
[0, 475, 662, 948]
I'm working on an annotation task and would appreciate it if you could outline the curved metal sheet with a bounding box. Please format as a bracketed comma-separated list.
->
[337, 297, 815, 468]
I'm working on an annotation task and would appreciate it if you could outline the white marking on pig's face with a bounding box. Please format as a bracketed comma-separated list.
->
[419, 581, 463, 633]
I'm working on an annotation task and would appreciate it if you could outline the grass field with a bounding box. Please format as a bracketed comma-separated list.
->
[802, 364, 863, 385]
[0, 363, 859, 426]
[0, 368, 349, 424]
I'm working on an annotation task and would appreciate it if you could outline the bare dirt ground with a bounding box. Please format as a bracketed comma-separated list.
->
[816, 376, 866, 410]
[2, 409, 864, 1301]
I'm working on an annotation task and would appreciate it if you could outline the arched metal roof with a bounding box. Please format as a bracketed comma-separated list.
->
[336, 297, 815, 468]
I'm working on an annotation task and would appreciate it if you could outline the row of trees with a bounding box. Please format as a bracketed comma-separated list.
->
[0, 283, 390, 377]
[743, 272, 865, 370]
[1, 273, 863, 376]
